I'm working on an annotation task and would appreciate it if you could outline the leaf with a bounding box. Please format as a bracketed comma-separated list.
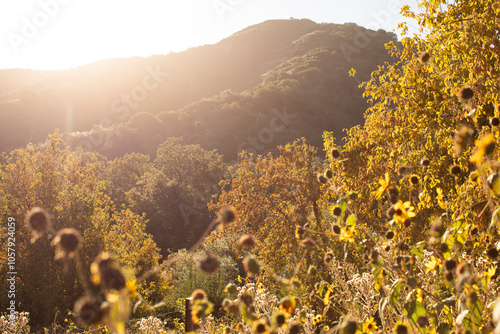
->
[337, 198, 348, 214]
[389, 279, 403, 308]
[404, 300, 427, 329]
[411, 241, 425, 259]
[379, 297, 388, 329]
[345, 214, 356, 228]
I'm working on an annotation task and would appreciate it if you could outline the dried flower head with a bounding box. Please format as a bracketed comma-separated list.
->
[289, 322, 302, 334]
[239, 234, 257, 248]
[243, 255, 260, 276]
[331, 148, 341, 159]
[459, 87, 474, 100]
[410, 175, 419, 185]
[198, 253, 221, 274]
[395, 323, 408, 334]
[420, 158, 430, 167]
[53, 228, 82, 260]
[419, 51, 430, 63]
[397, 166, 407, 175]
[219, 206, 236, 225]
[73, 296, 105, 325]
[317, 174, 328, 184]
[450, 165, 461, 175]
[491, 117, 500, 127]
[456, 262, 470, 276]
[300, 237, 316, 248]
[26, 207, 51, 242]
[386, 231, 395, 239]
[324, 252, 334, 264]
[444, 259, 457, 271]
[325, 169, 333, 179]
[190, 289, 207, 304]
[333, 206, 342, 216]
[487, 247, 499, 259]
[343, 320, 358, 334]
[444, 270, 454, 281]
[90, 252, 126, 291]
[332, 224, 341, 234]
[417, 316, 429, 328]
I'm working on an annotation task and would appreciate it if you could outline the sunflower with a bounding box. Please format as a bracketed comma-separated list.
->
[362, 317, 378, 333]
[373, 172, 390, 199]
[393, 200, 416, 223]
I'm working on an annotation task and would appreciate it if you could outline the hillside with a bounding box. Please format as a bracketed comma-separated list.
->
[0, 19, 397, 159]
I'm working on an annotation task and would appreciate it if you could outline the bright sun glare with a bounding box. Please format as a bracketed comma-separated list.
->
[0, 0, 419, 70]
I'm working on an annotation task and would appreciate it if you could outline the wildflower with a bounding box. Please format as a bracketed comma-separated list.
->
[300, 237, 316, 247]
[295, 226, 304, 239]
[312, 314, 322, 325]
[126, 279, 137, 298]
[332, 224, 341, 234]
[339, 225, 355, 243]
[416, 316, 429, 328]
[388, 186, 399, 204]
[373, 172, 390, 199]
[317, 174, 328, 184]
[333, 206, 342, 216]
[219, 206, 236, 225]
[444, 259, 456, 271]
[420, 158, 430, 167]
[73, 296, 105, 325]
[90, 252, 126, 291]
[459, 87, 474, 100]
[436, 188, 446, 209]
[288, 322, 302, 334]
[190, 289, 207, 304]
[419, 51, 430, 63]
[470, 133, 495, 167]
[279, 296, 295, 314]
[425, 255, 441, 274]
[191, 299, 213, 324]
[243, 255, 260, 276]
[487, 247, 499, 259]
[343, 320, 358, 334]
[253, 318, 269, 333]
[307, 265, 318, 275]
[198, 253, 220, 274]
[393, 200, 416, 223]
[53, 228, 82, 260]
[363, 317, 378, 333]
[324, 252, 334, 264]
[331, 148, 341, 158]
[272, 311, 288, 328]
[26, 207, 51, 243]
[450, 165, 461, 175]
[394, 322, 408, 334]
[239, 234, 257, 248]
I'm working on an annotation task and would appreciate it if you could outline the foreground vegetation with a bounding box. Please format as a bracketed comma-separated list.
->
[2, 0, 500, 332]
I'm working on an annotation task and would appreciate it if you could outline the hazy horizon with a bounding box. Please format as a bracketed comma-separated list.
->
[0, 0, 420, 71]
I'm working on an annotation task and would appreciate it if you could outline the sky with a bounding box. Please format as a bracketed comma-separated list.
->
[0, 0, 421, 71]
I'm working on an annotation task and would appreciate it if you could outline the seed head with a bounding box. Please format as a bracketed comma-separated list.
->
[26, 207, 51, 242]
[397, 166, 407, 175]
[419, 51, 430, 63]
[444, 270, 454, 281]
[325, 170, 333, 179]
[324, 252, 334, 264]
[317, 174, 328, 184]
[332, 224, 341, 234]
[459, 87, 474, 100]
[386, 207, 396, 219]
[91, 252, 126, 291]
[300, 237, 316, 248]
[333, 207, 342, 216]
[444, 259, 457, 271]
[307, 265, 318, 276]
[219, 207, 236, 225]
[450, 165, 461, 175]
[417, 316, 429, 328]
[198, 253, 221, 274]
[395, 324, 408, 334]
[386, 231, 395, 239]
[53, 228, 82, 260]
[491, 118, 500, 127]
[388, 187, 399, 204]
[403, 219, 411, 228]
[243, 255, 260, 276]
[239, 234, 257, 248]
[420, 158, 430, 167]
[456, 262, 470, 276]
[343, 320, 358, 334]
[73, 296, 105, 325]
[410, 175, 419, 185]
[190, 289, 207, 304]
[487, 247, 499, 259]
[289, 322, 302, 334]
[331, 148, 341, 159]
